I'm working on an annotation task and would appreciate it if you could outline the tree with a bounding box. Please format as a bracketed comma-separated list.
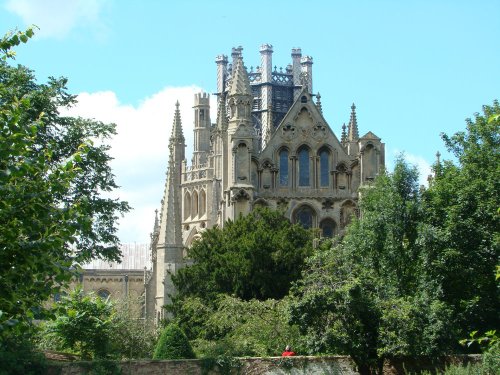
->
[153, 323, 195, 360]
[289, 158, 454, 374]
[0, 29, 130, 333]
[423, 100, 499, 338]
[172, 207, 314, 303]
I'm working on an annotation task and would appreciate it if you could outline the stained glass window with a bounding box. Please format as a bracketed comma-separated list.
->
[320, 149, 330, 187]
[279, 149, 289, 186]
[298, 147, 310, 186]
[295, 205, 314, 229]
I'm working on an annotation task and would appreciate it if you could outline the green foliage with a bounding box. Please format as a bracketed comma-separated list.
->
[0, 29, 130, 335]
[189, 295, 303, 358]
[289, 102, 499, 371]
[37, 294, 157, 360]
[0, 332, 46, 375]
[172, 207, 313, 303]
[0, 27, 36, 60]
[153, 323, 195, 359]
[289, 158, 455, 372]
[424, 100, 499, 339]
[169, 207, 312, 357]
[43, 288, 115, 359]
[108, 299, 158, 359]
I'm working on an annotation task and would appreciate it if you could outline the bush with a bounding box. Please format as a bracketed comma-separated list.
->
[0, 334, 46, 375]
[153, 323, 195, 359]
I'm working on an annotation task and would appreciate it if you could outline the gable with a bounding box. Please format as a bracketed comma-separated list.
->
[260, 89, 347, 160]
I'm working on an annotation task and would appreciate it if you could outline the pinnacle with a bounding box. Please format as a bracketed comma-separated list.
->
[228, 56, 252, 97]
[348, 102, 359, 141]
[170, 101, 185, 142]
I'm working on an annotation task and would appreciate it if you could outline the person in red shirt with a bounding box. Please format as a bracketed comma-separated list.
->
[282, 345, 296, 356]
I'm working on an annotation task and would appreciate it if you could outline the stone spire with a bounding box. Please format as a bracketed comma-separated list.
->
[153, 101, 185, 317]
[348, 103, 359, 141]
[341, 123, 347, 145]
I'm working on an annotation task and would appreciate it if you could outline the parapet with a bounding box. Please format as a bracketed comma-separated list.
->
[194, 92, 210, 106]
[291, 48, 302, 57]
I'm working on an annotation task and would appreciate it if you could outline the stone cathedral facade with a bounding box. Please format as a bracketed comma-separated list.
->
[145, 45, 385, 321]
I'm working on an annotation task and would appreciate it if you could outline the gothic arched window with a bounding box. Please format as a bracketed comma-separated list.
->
[279, 149, 289, 186]
[294, 205, 315, 229]
[97, 289, 111, 300]
[320, 218, 336, 238]
[298, 146, 310, 186]
[192, 190, 199, 217]
[319, 148, 330, 187]
[199, 190, 206, 216]
[184, 192, 191, 219]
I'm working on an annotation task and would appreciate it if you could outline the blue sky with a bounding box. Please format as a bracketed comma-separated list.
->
[2, 0, 499, 245]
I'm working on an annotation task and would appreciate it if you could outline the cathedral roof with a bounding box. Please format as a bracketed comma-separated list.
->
[228, 57, 252, 97]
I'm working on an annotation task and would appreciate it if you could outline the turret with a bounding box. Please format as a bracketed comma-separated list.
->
[192, 93, 211, 166]
[215, 54, 228, 95]
[300, 55, 313, 93]
[291, 48, 302, 100]
[260, 44, 273, 148]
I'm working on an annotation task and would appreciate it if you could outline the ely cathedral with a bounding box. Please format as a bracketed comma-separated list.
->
[144, 45, 385, 321]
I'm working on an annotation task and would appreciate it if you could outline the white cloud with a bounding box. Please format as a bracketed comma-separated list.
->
[5, 0, 108, 39]
[61, 86, 217, 244]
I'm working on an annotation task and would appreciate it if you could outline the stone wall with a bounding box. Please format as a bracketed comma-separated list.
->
[46, 355, 481, 375]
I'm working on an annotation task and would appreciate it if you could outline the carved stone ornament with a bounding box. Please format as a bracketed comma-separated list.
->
[231, 189, 251, 202]
[282, 123, 295, 141]
[322, 197, 334, 210]
[311, 122, 327, 141]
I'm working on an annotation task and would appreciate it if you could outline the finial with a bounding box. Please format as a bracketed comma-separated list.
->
[436, 151, 441, 163]
[175, 100, 179, 108]
[153, 209, 159, 231]
[316, 92, 322, 113]
[341, 123, 347, 144]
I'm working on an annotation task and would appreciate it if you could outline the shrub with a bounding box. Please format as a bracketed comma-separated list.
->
[153, 323, 195, 359]
[0, 334, 46, 375]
